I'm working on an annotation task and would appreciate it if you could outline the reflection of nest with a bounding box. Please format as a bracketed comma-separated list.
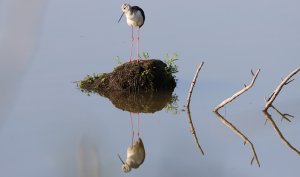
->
[99, 90, 173, 113]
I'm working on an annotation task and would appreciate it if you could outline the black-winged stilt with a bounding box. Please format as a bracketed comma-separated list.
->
[118, 3, 145, 62]
[118, 137, 145, 173]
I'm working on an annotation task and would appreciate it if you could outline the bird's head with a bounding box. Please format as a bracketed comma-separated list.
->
[121, 163, 132, 173]
[118, 3, 131, 23]
[118, 153, 132, 173]
[121, 3, 131, 13]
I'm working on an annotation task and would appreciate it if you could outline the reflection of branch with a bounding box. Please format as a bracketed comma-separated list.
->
[214, 111, 260, 167]
[264, 67, 300, 111]
[187, 107, 205, 155]
[185, 62, 205, 155]
[186, 62, 204, 108]
[212, 69, 260, 167]
[262, 67, 300, 156]
[270, 105, 294, 122]
[263, 110, 300, 156]
[213, 69, 260, 112]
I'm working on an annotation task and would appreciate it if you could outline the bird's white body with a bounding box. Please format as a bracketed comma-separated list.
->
[124, 10, 144, 27]
[120, 3, 145, 28]
[121, 138, 145, 173]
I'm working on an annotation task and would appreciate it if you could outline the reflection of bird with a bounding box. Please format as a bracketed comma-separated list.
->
[118, 3, 145, 62]
[118, 138, 146, 173]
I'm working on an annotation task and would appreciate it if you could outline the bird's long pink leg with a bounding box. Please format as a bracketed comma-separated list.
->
[137, 113, 140, 138]
[137, 27, 140, 63]
[130, 112, 134, 147]
[130, 26, 134, 62]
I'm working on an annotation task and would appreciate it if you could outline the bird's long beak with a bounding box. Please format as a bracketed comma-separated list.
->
[118, 13, 124, 23]
[117, 153, 125, 164]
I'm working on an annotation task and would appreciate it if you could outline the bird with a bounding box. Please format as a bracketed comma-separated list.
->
[118, 138, 146, 173]
[118, 3, 145, 62]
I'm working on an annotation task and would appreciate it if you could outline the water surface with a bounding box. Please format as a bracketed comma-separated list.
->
[0, 0, 300, 177]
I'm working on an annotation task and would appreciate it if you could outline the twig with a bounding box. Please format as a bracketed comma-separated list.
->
[185, 62, 205, 155]
[270, 105, 294, 122]
[263, 110, 300, 156]
[186, 62, 204, 108]
[213, 69, 260, 112]
[214, 111, 260, 167]
[264, 67, 300, 111]
[212, 69, 260, 166]
[263, 106, 293, 126]
[187, 107, 205, 155]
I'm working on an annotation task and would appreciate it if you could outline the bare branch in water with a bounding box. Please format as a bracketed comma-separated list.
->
[270, 105, 294, 122]
[212, 69, 261, 166]
[264, 67, 300, 111]
[213, 111, 260, 167]
[263, 110, 300, 156]
[213, 69, 260, 112]
[185, 62, 205, 155]
[187, 107, 205, 155]
[186, 62, 204, 108]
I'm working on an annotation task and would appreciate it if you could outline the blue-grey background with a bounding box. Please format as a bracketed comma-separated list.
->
[0, 0, 299, 176]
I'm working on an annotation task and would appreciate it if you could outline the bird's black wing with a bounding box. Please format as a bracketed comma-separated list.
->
[132, 6, 145, 27]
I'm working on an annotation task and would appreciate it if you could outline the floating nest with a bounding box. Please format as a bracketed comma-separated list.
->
[77, 59, 178, 113]
[79, 59, 176, 93]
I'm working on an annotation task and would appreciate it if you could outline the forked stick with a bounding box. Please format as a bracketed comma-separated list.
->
[213, 69, 261, 167]
[264, 67, 300, 111]
[214, 69, 260, 112]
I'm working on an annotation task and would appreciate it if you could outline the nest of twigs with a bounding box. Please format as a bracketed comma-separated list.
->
[79, 59, 176, 93]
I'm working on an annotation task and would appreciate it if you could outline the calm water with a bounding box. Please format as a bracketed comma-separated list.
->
[1, 0, 300, 177]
